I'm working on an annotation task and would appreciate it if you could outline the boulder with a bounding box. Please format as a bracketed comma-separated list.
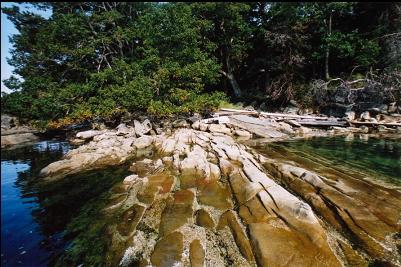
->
[191, 120, 200, 130]
[1, 114, 19, 129]
[172, 119, 189, 128]
[388, 102, 397, 113]
[134, 136, 153, 149]
[76, 130, 104, 140]
[1, 133, 39, 148]
[123, 174, 139, 185]
[188, 113, 202, 123]
[134, 119, 152, 136]
[116, 123, 133, 136]
[150, 232, 184, 267]
[360, 111, 370, 121]
[298, 126, 312, 134]
[234, 129, 252, 137]
[196, 209, 215, 229]
[189, 239, 205, 267]
[69, 138, 86, 146]
[344, 111, 356, 121]
[199, 123, 208, 132]
[208, 124, 231, 135]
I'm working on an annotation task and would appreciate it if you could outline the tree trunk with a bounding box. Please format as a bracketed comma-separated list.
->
[223, 55, 242, 98]
[325, 12, 332, 80]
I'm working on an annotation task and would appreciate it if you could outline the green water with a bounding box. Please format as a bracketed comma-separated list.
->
[258, 135, 401, 185]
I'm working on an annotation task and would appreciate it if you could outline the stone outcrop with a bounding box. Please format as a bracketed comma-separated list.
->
[260, 149, 401, 266]
[39, 114, 401, 266]
[1, 114, 39, 148]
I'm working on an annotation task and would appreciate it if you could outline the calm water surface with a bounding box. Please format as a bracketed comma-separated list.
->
[1, 136, 400, 266]
[258, 135, 401, 185]
[1, 141, 71, 266]
[1, 140, 130, 266]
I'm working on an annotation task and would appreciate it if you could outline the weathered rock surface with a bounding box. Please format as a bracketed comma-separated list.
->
[260, 148, 401, 266]
[40, 129, 139, 179]
[39, 116, 401, 266]
[1, 132, 39, 148]
[76, 130, 105, 140]
[1, 115, 40, 148]
[134, 119, 152, 136]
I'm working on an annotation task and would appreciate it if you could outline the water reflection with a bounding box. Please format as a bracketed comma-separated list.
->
[1, 140, 131, 266]
[1, 140, 72, 266]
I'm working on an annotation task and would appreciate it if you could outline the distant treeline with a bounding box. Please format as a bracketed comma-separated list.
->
[1, 2, 400, 125]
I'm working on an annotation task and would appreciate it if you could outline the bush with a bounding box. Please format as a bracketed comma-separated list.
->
[148, 90, 227, 117]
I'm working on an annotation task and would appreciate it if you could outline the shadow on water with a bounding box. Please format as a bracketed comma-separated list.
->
[1, 140, 131, 266]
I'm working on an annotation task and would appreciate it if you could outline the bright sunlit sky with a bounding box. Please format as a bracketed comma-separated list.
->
[1, 2, 51, 93]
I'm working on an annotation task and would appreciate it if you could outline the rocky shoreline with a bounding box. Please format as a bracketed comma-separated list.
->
[1, 115, 40, 149]
[34, 113, 401, 267]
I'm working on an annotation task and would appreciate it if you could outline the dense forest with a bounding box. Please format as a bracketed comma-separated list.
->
[1, 2, 400, 127]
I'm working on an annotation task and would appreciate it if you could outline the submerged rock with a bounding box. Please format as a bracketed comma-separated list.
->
[39, 120, 401, 266]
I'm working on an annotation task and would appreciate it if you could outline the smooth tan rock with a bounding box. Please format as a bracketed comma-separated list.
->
[116, 204, 146, 237]
[263, 159, 401, 262]
[196, 209, 215, 229]
[219, 158, 234, 177]
[239, 196, 271, 224]
[150, 231, 183, 267]
[159, 189, 195, 236]
[137, 173, 174, 205]
[234, 129, 252, 137]
[249, 222, 341, 267]
[190, 239, 205, 267]
[208, 124, 231, 135]
[69, 138, 86, 146]
[76, 130, 104, 139]
[198, 180, 233, 210]
[298, 126, 312, 134]
[218, 211, 255, 263]
[338, 240, 369, 267]
[278, 122, 294, 134]
[229, 170, 263, 205]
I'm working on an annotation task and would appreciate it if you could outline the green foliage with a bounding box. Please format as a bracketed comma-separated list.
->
[148, 90, 227, 117]
[1, 2, 398, 123]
